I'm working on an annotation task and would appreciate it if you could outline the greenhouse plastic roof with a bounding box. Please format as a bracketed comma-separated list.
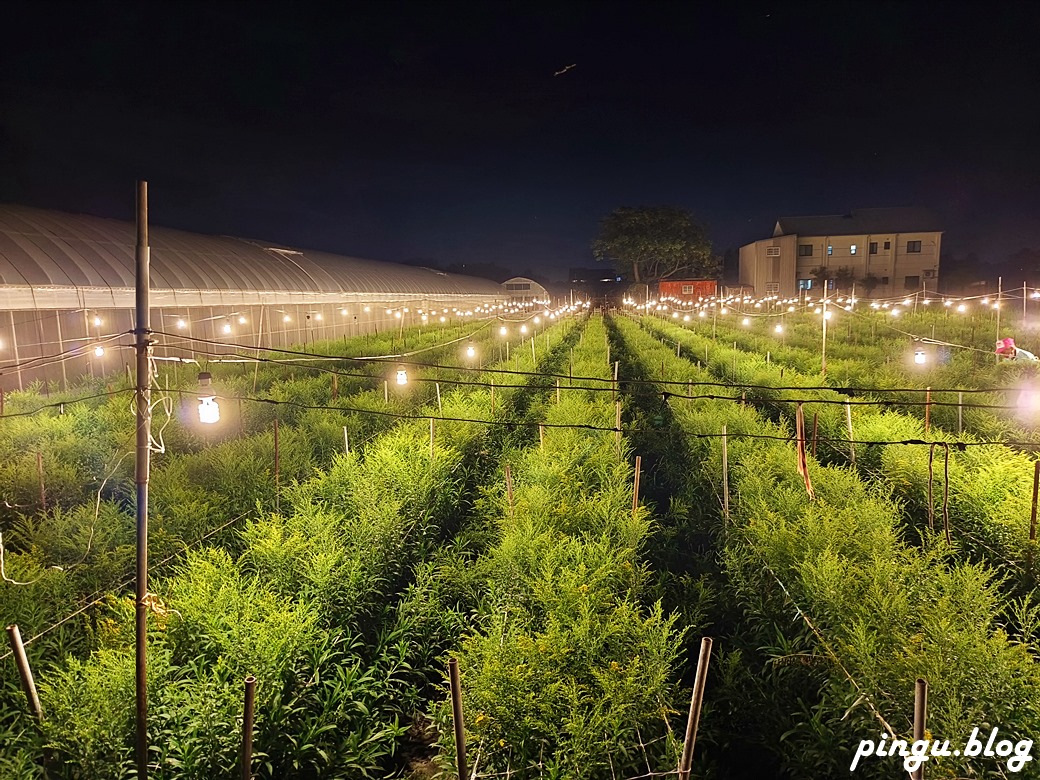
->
[0, 203, 504, 297]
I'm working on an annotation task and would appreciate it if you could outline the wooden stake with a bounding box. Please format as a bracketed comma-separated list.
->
[721, 426, 729, 520]
[615, 400, 622, 449]
[924, 387, 931, 433]
[677, 637, 713, 780]
[556, 378, 560, 403]
[911, 678, 928, 780]
[613, 360, 619, 400]
[430, 417, 435, 459]
[845, 402, 855, 466]
[343, 426, 349, 454]
[632, 455, 642, 517]
[539, 424, 544, 449]
[448, 659, 468, 780]
[957, 391, 963, 435]
[384, 380, 388, 403]
[241, 676, 256, 780]
[273, 417, 280, 513]
[1031, 461, 1039, 543]
[436, 382, 442, 412]
[811, 412, 819, 458]
[504, 463, 513, 514]
[490, 377, 495, 413]
[36, 451, 46, 511]
[5, 625, 42, 721]
[331, 373, 338, 400]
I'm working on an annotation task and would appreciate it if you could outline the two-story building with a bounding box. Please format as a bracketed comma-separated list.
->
[739, 208, 943, 297]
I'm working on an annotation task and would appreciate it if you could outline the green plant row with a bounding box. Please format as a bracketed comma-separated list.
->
[0, 316, 582, 778]
[612, 314, 1040, 779]
[426, 316, 688, 779]
[700, 310, 1040, 446]
[642, 315, 1040, 583]
[0, 316, 582, 777]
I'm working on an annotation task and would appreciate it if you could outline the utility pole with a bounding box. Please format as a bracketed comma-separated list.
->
[134, 181, 152, 779]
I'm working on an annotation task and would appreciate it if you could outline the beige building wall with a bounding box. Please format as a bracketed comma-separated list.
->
[740, 231, 942, 297]
[738, 234, 799, 297]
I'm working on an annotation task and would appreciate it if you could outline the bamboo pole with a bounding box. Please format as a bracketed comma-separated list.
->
[343, 426, 349, 454]
[924, 387, 931, 433]
[539, 424, 544, 449]
[436, 382, 442, 412]
[5, 625, 42, 721]
[677, 637, 713, 780]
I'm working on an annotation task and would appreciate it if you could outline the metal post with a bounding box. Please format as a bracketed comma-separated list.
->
[448, 658, 468, 780]
[6, 625, 42, 720]
[241, 676, 256, 780]
[133, 180, 152, 779]
[677, 637, 713, 780]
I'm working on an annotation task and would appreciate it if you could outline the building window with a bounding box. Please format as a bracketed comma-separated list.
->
[827, 245, 833, 256]
[682, 284, 694, 294]
[765, 282, 779, 293]
[904, 275, 921, 289]
[798, 244, 813, 257]
[869, 242, 878, 254]
[907, 240, 922, 253]
[798, 279, 813, 290]
[881, 276, 889, 285]
[850, 244, 858, 255]
[766, 246, 780, 257]
[883, 240, 891, 250]
[506, 283, 531, 291]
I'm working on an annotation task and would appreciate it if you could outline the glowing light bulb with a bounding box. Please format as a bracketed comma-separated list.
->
[396, 366, 408, 385]
[315, 313, 322, 321]
[720, 308, 728, 315]
[176, 319, 187, 329]
[500, 326, 508, 336]
[891, 308, 900, 317]
[742, 317, 750, 326]
[222, 323, 232, 334]
[683, 315, 690, 321]
[197, 373, 219, 424]
[534, 316, 541, 324]
[394, 312, 402, 319]
[93, 346, 105, 358]
[914, 349, 926, 364]
[521, 325, 528, 333]
[283, 315, 291, 322]
[341, 308, 349, 315]
[957, 304, 966, 312]
[238, 316, 247, 324]
[466, 344, 476, 358]
[775, 324, 783, 333]
[440, 316, 446, 322]
[93, 317, 102, 327]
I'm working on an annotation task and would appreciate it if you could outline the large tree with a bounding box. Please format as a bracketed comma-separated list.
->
[591, 206, 717, 283]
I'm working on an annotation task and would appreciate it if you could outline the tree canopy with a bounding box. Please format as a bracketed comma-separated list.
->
[591, 206, 717, 283]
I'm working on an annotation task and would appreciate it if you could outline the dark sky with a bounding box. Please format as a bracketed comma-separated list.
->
[2, 0, 1039, 281]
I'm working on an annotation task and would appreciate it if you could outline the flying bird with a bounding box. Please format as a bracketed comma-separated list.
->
[553, 63, 577, 77]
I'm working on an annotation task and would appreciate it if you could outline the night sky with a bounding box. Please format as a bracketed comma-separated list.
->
[2, 1, 1039, 282]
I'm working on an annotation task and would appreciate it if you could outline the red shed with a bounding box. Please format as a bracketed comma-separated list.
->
[657, 279, 718, 300]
